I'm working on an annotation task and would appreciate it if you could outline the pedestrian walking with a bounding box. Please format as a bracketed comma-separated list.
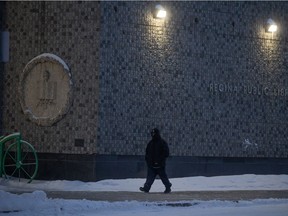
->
[140, 128, 172, 193]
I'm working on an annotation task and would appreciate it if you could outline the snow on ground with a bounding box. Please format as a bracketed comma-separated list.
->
[0, 174, 288, 216]
[1, 174, 288, 192]
[0, 190, 287, 216]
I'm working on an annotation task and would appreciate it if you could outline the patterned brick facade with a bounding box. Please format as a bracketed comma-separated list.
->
[1, 1, 288, 180]
[2, 1, 100, 154]
[98, 1, 288, 158]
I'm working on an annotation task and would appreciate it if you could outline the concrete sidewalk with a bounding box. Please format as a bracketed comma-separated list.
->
[44, 190, 288, 202]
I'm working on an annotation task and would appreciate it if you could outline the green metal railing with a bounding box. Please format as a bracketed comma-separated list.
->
[0, 133, 38, 183]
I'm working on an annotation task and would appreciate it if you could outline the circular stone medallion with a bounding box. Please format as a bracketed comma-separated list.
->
[19, 53, 73, 126]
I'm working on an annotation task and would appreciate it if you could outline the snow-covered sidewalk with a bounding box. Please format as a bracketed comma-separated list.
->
[1, 174, 288, 216]
[1, 174, 288, 192]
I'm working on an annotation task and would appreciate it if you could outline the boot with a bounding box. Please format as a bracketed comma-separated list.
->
[139, 187, 149, 193]
[164, 187, 171, 193]
[164, 183, 172, 193]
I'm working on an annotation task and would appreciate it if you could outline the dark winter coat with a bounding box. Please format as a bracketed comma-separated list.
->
[145, 134, 169, 168]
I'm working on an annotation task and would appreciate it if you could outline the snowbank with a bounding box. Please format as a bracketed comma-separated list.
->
[1, 175, 288, 216]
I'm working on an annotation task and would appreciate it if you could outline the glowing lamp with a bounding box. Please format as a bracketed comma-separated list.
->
[154, 4, 166, 19]
[266, 18, 277, 33]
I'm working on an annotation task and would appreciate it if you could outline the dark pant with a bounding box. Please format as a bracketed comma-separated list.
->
[144, 166, 171, 191]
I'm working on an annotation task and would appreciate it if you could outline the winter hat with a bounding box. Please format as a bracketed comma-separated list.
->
[151, 128, 160, 137]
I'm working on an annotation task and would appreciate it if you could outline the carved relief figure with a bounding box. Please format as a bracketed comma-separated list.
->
[37, 70, 57, 109]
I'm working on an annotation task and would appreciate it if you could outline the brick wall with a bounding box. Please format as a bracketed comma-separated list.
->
[2, 1, 100, 154]
[2, 1, 288, 159]
[98, 1, 288, 158]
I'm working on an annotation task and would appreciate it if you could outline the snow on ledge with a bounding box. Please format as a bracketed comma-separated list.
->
[26, 53, 70, 71]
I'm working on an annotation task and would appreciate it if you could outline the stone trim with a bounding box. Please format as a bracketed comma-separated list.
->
[19, 53, 73, 126]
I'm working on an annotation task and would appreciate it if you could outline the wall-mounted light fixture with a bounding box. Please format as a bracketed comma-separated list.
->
[266, 18, 277, 33]
[154, 4, 166, 19]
